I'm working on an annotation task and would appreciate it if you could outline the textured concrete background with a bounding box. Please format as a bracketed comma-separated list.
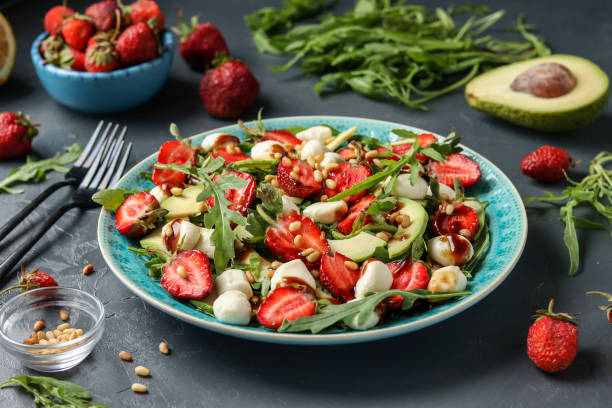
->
[0, 0, 611, 406]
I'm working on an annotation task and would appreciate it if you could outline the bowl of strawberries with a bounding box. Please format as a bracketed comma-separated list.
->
[31, 0, 173, 114]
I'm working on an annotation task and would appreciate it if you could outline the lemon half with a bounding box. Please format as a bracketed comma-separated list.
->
[0, 12, 16, 85]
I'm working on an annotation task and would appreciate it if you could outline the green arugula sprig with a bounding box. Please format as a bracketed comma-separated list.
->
[279, 288, 471, 333]
[0, 375, 108, 407]
[92, 188, 141, 210]
[245, 182, 284, 239]
[128, 246, 167, 279]
[525, 151, 612, 276]
[155, 158, 247, 271]
[0, 143, 82, 194]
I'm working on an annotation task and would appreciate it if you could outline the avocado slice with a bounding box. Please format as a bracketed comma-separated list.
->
[161, 185, 205, 218]
[328, 232, 387, 263]
[462, 199, 486, 240]
[465, 54, 609, 132]
[387, 197, 428, 259]
[140, 227, 169, 254]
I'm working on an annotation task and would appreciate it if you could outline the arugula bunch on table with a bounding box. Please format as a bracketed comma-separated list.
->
[245, 0, 550, 110]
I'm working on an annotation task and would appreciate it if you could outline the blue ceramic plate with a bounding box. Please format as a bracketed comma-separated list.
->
[97, 116, 527, 345]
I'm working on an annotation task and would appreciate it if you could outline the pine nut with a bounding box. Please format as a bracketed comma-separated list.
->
[389, 212, 399, 223]
[292, 165, 300, 173]
[265, 175, 275, 182]
[29, 331, 36, 340]
[293, 234, 303, 246]
[290, 171, 300, 181]
[59, 309, 69, 321]
[445, 204, 454, 215]
[271, 261, 282, 269]
[301, 248, 314, 257]
[119, 350, 132, 361]
[313, 170, 323, 182]
[198, 201, 208, 213]
[365, 150, 379, 159]
[289, 221, 302, 232]
[131, 383, 148, 393]
[307, 156, 316, 167]
[306, 251, 321, 263]
[58, 321, 71, 330]
[33, 320, 45, 331]
[46, 331, 55, 339]
[344, 260, 359, 270]
[53, 329, 61, 337]
[310, 268, 320, 278]
[38, 339, 48, 345]
[245, 270, 255, 284]
[69, 331, 78, 340]
[314, 154, 324, 163]
[401, 215, 411, 228]
[320, 195, 328, 202]
[282, 157, 292, 166]
[170, 187, 183, 196]
[177, 266, 188, 278]
[274, 152, 283, 159]
[349, 159, 358, 165]
[267, 269, 274, 278]
[48, 338, 59, 345]
[325, 163, 340, 171]
[284, 143, 294, 151]
[82, 264, 94, 275]
[23, 339, 35, 345]
[459, 228, 471, 237]
[76, 328, 84, 336]
[325, 179, 337, 189]
[320, 231, 325, 240]
[271, 179, 279, 188]
[373, 158, 383, 168]
[58, 334, 69, 342]
[376, 231, 392, 242]
[36, 331, 46, 341]
[159, 341, 170, 355]
[135, 366, 150, 377]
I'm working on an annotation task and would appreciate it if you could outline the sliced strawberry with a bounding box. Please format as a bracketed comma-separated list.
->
[320, 252, 360, 302]
[263, 129, 301, 147]
[161, 250, 213, 299]
[386, 260, 430, 310]
[115, 192, 163, 238]
[433, 203, 479, 240]
[212, 146, 250, 163]
[338, 148, 357, 161]
[277, 157, 322, 198]
[152, 141, 196, 187]
[392, 133, 437, 161]
[367, 147, 399, 164]
[257, 286, 316, 329]
[337, 194, 375, 235]
[265, 214, 330, 268]
[206, 171, 256, 216]
[325, 163, 371, 203]
[428, 153, 481, 188]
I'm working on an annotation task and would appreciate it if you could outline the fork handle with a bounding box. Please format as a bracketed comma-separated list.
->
[0, 201, 79, 286]
[0, 180, 76, 244]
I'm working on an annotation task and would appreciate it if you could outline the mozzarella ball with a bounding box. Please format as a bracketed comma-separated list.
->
[149, 186, 169, 203]
[296, 126, 332, 143]
[271, 259, 316, 291]
[200, 133, 225, 152]
[216, 269, 253, 298]
[303, 201, 348, 224]
[428, 234, 473, 266]
[343, 309, 381, 331]
[251, 140, 285, 160]
[320, 152, 345, 168]
[300, 140, 329, 160]
[213, 290, 252, 325]
[281, 195, 300, 216]
[194, 228, 216, 258]
[427, 265, 467, 294]
[163, 220, 200, 252]
[427, 183, 456, 201]
[392, 174, 428, 200]
[354, 260, 392, 299]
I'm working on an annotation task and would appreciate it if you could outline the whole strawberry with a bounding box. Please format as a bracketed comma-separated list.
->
[60, 47, 86, 71]
[39, 35, 65, 64]
[61, 15, 95, 51]
[85, 0, 120, 32]
[123, 0, 164, 31]
[44, 4, 75, 35]
[199, 60, 259, 118]
[521, 145, 572, 182]
[115, 22, 158, 66]
[0, 112, 39, 159]
[527, 299, 578, 373]
[0, 267, 57, 297]
[85, 40, 120, 72]
[172, 13, 228, 69]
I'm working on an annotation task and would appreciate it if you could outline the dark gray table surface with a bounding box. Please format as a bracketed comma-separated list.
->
[1, 0, 611, 407]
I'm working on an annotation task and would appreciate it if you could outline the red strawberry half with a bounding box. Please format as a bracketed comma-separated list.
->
[427, 153, 481, 188]
[433, 203, 480, 240]
[206, 171, 256, 216]
[263, 130, 301, 147]
[152, 141, 196, 187]
[320, 252, 360, 302]
[257, 286, 316, 329]
[115, 191, 165, 237]
[212, 146, 249, 164]
[265, 214, 330, 268]
[520, 145, 572, 183]
[277, 157, 322, 198]
[44, 5, 75, 35]
[337, 194, 375, 235]
[325, 163, 371, 203]
[386, 260, 429, 310]
[161, 250, 213, 299]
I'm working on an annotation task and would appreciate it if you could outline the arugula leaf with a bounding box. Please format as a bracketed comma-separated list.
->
[190, 300, 215, 317]
[128, 246, 167, 279]
[256, 182, 284, 215]
[92, 188, 140, 210]
[0, 143, 82, 194]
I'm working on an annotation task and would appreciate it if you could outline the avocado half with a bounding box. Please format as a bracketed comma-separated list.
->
[465, 54, 609, 132]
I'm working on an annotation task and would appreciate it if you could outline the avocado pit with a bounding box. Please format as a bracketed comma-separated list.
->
[510, 62, 576, 98]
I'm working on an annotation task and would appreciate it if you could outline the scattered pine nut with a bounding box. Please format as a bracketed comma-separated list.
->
[365, 150, 379, 159]
[250, 295, 260, 304]
[325, 179, 337, 189]
[445, 204, 454, 215]
[301, 248, 314, 257]
[313, 170, 323, 182]
[282, 157, 292, 166]
[320, 195, 328, 202]
[48, 338, 59, 345]
[82, 264, 94, 275]
[273, 152, 283, 159]
[177, 266, 188, 279]
[135, 366, 150, 377]
[38, 339, 48, 345]
[131, 383, 148, 393]
[170, 187, 183, 196]
[344, 260, 359, 270]
[245, 270, 255, 284]
[376, 231, 392, 242]
[306, 250, 321, 263]
[271, 261, 282, 269]
[306, 156, 316, 167]
[290, 171, 300, 181]
[158, 341, 170, 355]
[271, 179, 279, 188]
[264, 175, 275, 182]
[459, 228, 471, 237]
[33, 320, 45, 331]
[401, 215, 411, 228]
[293, 234, 303, 247]
[59, 309, 69, 321]
[324, 162, 339, 171]
[373, 159, 383, 168]
[57, 323, 70, 331]
[46, 331, 55, 339]
[36, 331, 46, 341]
[321, 169, 328, 179]
[198, 201, 208, 213]
[309, 268, 320, 278]
[53, 329, 61, 337]
[288, 221, 302, 232]
[119, 350, 132, 361]
[267, 269, 274, 278]
[325, 137, 335, 145]
[314, 153, 324, 163]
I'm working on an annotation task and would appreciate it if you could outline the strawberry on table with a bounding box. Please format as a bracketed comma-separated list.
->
[520, 145, 572, 182]
[257, 286, 316, 329]
[61, 15, 94, 51]
[124, 0, 165, 31]
[115, 191, 165, 237]
[386, 260, 429, 310]
[0, 267, 58, 297]
[44, 4, 75, 35]
[115, 22, 158, 66]
[432, 203, 479, 240]
[265, 214, 330, 268]
[84, 40, 120, 72]
[527, 299, 578, 373]
[325, 163, 371, 203]
[427, 152, 481, 188]
[161, 250, 213, 299]
[199, 60, 259, 118]
[0, 112, 38, 159]
[173, 12, 228, 69]
[337, 194, 375, 235]
[206, 171, 256, 216]
[85, 0, 120, 32]
[276, 157, 322, 198]
[320, 252, 360, 302]
[151, 141, 196, 187]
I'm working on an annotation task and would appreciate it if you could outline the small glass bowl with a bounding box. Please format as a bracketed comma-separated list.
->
[0, 287, 104, 372]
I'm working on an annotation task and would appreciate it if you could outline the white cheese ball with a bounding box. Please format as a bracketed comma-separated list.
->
[149, 186, 169, 203]
[194, 228, 215, 259]
[302, 201, 348, 224]
[300, 140, 329, 160]
[427, 183, 456, 201]
[212, 290, 252, 325]
[354, 260, 393, 299]
[428, 234, 473, 266]
[251, 140, 285, 160]
[391, 174, 428, 200]
[163, 220, 200, 252]
[296, 126, 332, 143]
[200, 133, 225, 153]
[215, 269, 253, 298]
[271, 259, 316, 291]
[319, 152, 345, 167]
[427, 266, 467, 294]
[342, 300, 381, 330]
[281, 195, 300, 216]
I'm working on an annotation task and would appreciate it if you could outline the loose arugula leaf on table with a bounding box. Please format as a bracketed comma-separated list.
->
[525, 151, 612, 276]
[0, 143, 82, 194]
[0, 375, 108, 407]
[279, 289, 471, 333]
[92, 188, 140, 210]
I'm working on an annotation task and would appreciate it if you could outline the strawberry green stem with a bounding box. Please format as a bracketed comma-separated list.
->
[586, 291, 612, 301]
[0, 285, 26, 297]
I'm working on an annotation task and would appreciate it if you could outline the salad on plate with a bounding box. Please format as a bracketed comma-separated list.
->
[95, 114, 489, 333]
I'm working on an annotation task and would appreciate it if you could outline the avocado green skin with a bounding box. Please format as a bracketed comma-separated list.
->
[466, 87, 609, 132]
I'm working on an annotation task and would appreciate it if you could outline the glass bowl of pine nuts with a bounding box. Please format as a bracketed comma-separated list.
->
[0, 287, 104, 372]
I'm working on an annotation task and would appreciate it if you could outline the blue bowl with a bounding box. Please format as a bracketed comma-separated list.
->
[31, 31, 174, 114]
